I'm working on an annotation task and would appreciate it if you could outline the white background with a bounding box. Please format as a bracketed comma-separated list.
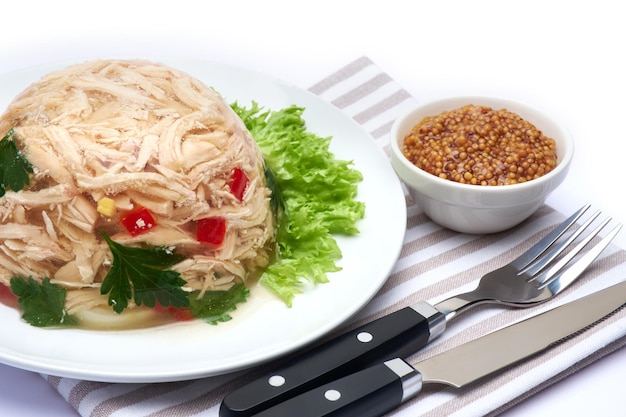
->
[1, 0, 626, 415]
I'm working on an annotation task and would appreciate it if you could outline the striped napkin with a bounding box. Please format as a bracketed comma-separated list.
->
[43, 57, 626, 417]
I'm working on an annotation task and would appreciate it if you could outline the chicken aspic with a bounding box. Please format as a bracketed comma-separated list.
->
[0, 59, 275, 328]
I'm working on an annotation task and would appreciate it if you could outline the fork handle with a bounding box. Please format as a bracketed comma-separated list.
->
[219, 302, 444, 417]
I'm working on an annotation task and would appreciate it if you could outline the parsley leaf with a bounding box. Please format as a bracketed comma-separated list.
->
[100, 231, 189, 314]
[188, 283, 250, 324]
[10, 277, 78, 327]
[0, 129, 33, 197]
[263, 160, 285, 225]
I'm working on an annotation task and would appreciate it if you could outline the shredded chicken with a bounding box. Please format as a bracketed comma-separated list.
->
[0, 59, 274, 315]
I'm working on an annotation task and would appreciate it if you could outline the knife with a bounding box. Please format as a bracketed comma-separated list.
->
[245, 279, 626, 416]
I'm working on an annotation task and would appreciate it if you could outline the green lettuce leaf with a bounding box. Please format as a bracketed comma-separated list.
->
[232, 102, 365, 306]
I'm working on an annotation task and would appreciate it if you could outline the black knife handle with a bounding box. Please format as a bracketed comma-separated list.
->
[252, 358, 422, 417]
[220, 303, 443, 417]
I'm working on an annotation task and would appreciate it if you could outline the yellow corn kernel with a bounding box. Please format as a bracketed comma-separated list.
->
[97, 197, 116, 216]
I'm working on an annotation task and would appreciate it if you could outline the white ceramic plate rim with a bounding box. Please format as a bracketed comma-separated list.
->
[0, 58, 407, 383]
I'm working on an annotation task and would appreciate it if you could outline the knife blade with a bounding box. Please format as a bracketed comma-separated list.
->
[218, 207, 594, 417]
[244, 279, 626, 416]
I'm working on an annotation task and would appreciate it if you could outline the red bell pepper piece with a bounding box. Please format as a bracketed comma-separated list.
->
[197, 216, 227, 246]
[229, 167, 249, 201]
[120, 206, 157, 236]
[0, 283, 18, 308]
[153, 301, 194, 321]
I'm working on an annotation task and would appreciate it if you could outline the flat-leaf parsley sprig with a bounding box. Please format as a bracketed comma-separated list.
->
[188, 283, 250, 324]
[99, 231, 189, 314]
[10, 277, 78, 327]
[0, 129, 33, 197]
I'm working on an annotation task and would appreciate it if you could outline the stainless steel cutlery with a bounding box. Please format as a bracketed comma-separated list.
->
[254, 276, 626, 416]
[220, 205, 621, 416]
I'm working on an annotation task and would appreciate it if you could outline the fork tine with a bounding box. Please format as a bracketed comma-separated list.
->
[532, 216, 610, 284]
[538, 222, 622, 291]
[521, 210, 602, 276]
[510, 204, 590, 270]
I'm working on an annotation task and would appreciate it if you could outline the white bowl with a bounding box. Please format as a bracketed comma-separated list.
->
[389, 96, 574, 234]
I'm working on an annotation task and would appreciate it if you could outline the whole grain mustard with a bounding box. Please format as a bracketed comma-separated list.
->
[402, 104, 557, 186]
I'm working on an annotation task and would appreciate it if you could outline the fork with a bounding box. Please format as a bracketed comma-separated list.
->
[219, 205, 622, 417]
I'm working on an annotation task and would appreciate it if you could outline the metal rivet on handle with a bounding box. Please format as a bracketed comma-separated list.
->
[268, 375, 286, 387]
[324, 389, 341, 401]
[357, 332, 373, 343]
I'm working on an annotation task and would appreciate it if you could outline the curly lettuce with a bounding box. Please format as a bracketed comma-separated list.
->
[232, 103, 365, 306]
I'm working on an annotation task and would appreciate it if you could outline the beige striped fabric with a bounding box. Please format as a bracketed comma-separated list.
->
[43, 56, 626, 416]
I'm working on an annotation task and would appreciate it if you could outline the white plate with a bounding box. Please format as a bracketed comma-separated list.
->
[0, 59, 406, 383]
